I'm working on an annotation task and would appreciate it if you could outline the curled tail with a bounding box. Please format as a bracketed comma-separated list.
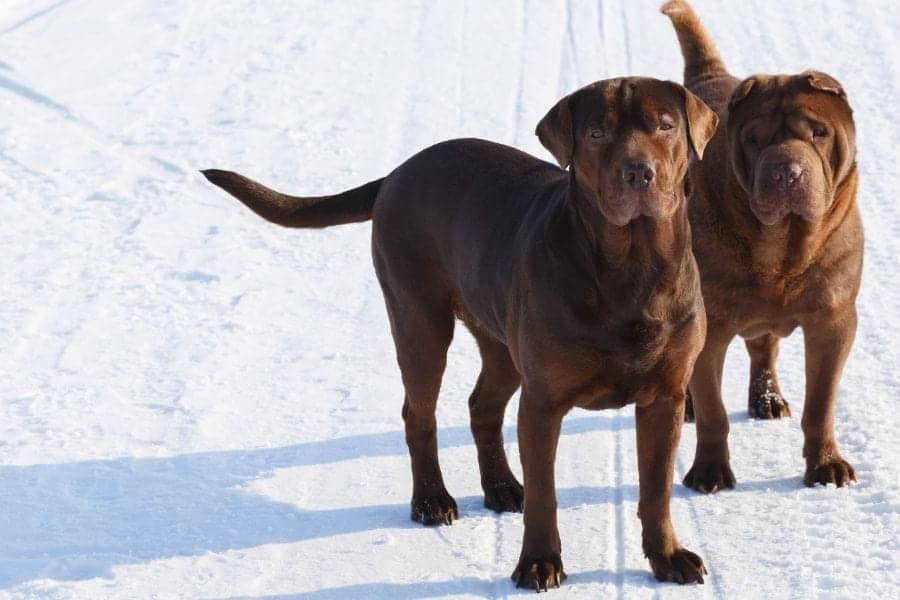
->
[202, 169, 382, 228]
[661, 1, 730, 86]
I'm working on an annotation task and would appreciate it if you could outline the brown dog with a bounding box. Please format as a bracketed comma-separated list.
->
[203, 76, 718, 589]
[661, 1, 862, 491]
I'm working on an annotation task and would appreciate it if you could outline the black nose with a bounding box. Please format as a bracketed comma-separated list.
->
[622, 162, 655, 189]
[770, 162, 803, 189]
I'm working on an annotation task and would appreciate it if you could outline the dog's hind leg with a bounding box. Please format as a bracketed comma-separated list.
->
[383, 289, 457, 526]
[467, 328, 523, 513]
[683, 328, 736, 493]
[745, 333, 791, 419]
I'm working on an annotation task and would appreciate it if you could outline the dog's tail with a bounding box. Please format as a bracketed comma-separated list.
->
[202, 169, 382, 228]
[660, 1, 730, 86]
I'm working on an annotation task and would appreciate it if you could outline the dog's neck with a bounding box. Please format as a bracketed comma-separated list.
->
[540, 177, 697, 327]
[723, 165, 859, 282]
[564, 178, 692, 279]
[560, 177, 696, 319]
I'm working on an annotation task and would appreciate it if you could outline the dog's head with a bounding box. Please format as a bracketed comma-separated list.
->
[727, 71, 856, 225]
[536, 77, 718, 226]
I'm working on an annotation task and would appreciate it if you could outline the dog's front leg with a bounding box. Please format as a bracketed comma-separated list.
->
[801, 305, 858, 487]
[511, 391, 566, 591]
[636, 394, 707, 584]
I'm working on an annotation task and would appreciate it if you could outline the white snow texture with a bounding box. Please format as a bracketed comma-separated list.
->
[1, 1, 898, 598]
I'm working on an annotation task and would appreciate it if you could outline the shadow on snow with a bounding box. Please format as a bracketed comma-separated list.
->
[0, 412, 798, 590]
[218, 569, 658, 599]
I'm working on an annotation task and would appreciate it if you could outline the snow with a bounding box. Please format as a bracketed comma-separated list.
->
[1, 0, 898, 598]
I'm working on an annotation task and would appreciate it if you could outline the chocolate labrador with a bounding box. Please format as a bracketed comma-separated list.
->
[202, 76, 718, 589]
[661, 0, 862, 491]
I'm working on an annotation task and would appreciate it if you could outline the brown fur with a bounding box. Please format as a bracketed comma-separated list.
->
[661, 0, 862, 491]
[203, 77, 718, 589]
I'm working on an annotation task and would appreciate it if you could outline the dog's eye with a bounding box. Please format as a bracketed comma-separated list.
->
[812, 126, 828, 138]
[658, 117, 674, 132]
[588, 128, 609, 140]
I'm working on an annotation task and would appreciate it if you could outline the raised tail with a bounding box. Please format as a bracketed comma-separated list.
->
[661, 1, 730, 86]
[202, 169, 382, 228]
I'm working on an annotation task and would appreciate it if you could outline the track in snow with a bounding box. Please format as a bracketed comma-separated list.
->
[0, 1, 898, 598]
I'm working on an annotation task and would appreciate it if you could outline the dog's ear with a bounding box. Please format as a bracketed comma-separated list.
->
[536, 93, 574, 169]
[803, 70, 847, 99]
[803, 70, 855, 186]
[729, 76, 763, 111]
[680, 87, 718, 160]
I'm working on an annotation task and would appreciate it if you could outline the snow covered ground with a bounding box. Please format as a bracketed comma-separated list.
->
[1, 0, 898, 598]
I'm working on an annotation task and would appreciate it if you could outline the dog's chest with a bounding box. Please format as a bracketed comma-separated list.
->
[707, 266, 841, 337]
[549, 313, 696, 410]
[698, 214, 862, 333]
[613, 317, 673, 367]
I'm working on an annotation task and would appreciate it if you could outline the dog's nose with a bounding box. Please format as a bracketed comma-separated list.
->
[622, 162, 655, 189]
[770, 162, 803, 189]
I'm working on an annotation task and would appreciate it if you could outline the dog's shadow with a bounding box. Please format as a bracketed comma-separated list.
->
[217, 569, 657, 599]
[0, 413, 796, 590]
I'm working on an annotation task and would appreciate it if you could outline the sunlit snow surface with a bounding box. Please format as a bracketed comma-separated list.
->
[1, 1, 898, 598]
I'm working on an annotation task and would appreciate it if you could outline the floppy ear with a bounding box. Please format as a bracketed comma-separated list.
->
[729, 76, 761, 111]
[536, 93, 574, 169]
[804, 70, 855, 186]
[804, 70, 847, 99]
[681, 88, 718, 160]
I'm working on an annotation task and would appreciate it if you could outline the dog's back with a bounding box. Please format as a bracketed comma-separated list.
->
[372, 137, 567, 338]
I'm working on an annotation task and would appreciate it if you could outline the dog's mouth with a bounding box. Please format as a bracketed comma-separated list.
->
[749, 189, 795, 225]
[752, 189, 832, 225]
[601, 188, 679, 226]
[749, 148, 832, 225]
[751, 165, 830, 225]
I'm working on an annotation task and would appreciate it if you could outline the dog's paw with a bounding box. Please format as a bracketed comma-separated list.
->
[511, 553, 566, 591]
[748, 390, 791, 419]
[410, 490, 458, 525]
[484, 477, 524, 513]
[683, 460, 735, 493]
[804, 456, 857, 488]
[748, 376, 791, 419]
[648, 547, 707, 584]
